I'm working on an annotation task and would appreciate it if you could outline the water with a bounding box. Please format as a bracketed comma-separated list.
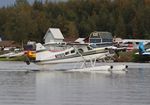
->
[0, 61, 150, 105]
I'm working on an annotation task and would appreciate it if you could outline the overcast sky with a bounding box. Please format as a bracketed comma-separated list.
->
[0, 0, 67, 7]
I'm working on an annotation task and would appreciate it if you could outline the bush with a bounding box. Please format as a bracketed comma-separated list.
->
[133, 54, 150, 62]
[114, 51, 135, 62]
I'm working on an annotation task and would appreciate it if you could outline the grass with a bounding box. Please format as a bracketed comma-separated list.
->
[133, 54, 150, 62]
[0, 56, 26, 61]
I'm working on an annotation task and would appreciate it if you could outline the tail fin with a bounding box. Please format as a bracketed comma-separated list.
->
[36, 43, 46, 51]
[138, 42, 145, 55]
[36, 43, 52, 61]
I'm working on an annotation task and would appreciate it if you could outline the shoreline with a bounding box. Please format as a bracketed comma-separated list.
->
[0, 61, 149, 68]
[0, 56, 26, 61]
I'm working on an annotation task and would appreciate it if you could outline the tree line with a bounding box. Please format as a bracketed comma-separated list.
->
[0, 0, 149, 43]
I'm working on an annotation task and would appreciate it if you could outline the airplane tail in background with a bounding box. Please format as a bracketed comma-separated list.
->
[138, 42, 145, 55]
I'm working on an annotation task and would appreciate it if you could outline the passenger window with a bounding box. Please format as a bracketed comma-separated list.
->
[87, 46, 92, 50]
[71, 50, 75, 53]
[65, 52, 69, 55]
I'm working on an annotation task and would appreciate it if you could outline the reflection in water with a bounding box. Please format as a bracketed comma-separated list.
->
[0, 61, 150, 105]
[36, 70, 150, 105]
[138, 68, 145, 80]
[0, 72, 36, 105]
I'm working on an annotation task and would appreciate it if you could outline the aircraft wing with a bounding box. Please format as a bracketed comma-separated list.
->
[66, 42, 89, 46]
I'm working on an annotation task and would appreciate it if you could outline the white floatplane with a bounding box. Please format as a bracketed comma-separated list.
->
[25, 42, 128, 74]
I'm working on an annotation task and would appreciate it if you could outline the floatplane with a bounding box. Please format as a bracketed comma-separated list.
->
[25, 42, 128, 74]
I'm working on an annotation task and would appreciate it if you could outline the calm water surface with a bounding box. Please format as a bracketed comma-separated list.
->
[0, 61, 150, 105]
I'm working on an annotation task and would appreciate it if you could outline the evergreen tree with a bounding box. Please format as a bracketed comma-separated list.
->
[66, 21, 79, 38]
[0, 0, 149, 43]
[115, 14, 126, 38]
[15, 0, 29, 6]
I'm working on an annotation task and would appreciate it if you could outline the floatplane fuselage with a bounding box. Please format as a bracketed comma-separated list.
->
[35, 43, 109, 65]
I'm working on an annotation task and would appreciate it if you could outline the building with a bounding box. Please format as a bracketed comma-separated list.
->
[43, 28, 65, 51]
[0, 41, 21, 51]
[74, 38, 85, 44]
[89, 31, 113, 44]
[43, 28, 64, 44]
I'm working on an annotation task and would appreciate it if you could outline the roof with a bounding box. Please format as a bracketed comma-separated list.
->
[44, 28, 64, 40]
[90, 31, 113, 39]
[64, 37, 77, 42]
[113, 38, 123, 42]
[74, 38, 85, 43]
[0, 41, 21, 47]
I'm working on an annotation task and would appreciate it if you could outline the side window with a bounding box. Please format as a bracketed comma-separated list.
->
[55, 53, 65, 58]
[78, 49, 83, 54]
[87, 46, 92, 50]
[65, 52, 69, 55]
[71, 50, 75, 54]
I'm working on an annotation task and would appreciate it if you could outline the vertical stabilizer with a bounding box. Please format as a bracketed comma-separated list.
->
[139, 42, 145, 55]
[36, 43, 46, 51]
[36, 43, 54, 61]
